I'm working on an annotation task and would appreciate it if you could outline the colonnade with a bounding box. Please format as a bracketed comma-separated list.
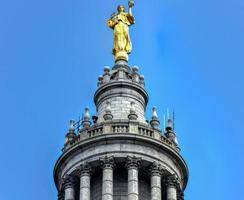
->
[61, 156, 183, 200]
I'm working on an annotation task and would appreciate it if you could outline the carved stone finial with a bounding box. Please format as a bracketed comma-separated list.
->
[166, 118, 173, 131]
[98, 75, 104, 86]
[126, 156, 141, 169]
[132, 65, 139, 73]
[165, 119, 179, 147]
[103, 101, 113, 121]
[150, 106, 160, 129]
[128, 101, 138, 120]
[82, 107, 91, 128]
[103, 66, 111, 83]
[64, 120, 77, 150]
[100, 156, 115, 169]
[69, 119, 75, 133]
[139, 75, 145, 85]
[104, 66, 110, 73]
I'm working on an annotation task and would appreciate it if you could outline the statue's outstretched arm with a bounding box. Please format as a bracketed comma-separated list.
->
[128, 1, 135, 24]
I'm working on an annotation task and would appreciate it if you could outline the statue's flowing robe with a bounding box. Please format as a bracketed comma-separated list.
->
[108, 12, 135, 55]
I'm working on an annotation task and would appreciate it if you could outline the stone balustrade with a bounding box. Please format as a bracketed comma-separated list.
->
[62, 121, 178, 152]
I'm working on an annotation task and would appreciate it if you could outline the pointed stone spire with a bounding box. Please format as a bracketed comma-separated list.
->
[150, 106, 160, 129]
[82, 107, 91, 129]
[128, 101, 138, 120]
[103, 101, 113, 121]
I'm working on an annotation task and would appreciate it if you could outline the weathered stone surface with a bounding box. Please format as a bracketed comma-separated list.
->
[54, 60, 188, 200]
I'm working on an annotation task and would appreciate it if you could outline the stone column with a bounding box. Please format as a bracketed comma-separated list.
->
[150, 162, 163, 200]
[63, 176, 76, 200]
[100, 156, 115, 200]
[77, 163, 92, 200]
[126, 156, 141, 200]
[166, 176, 179, 200]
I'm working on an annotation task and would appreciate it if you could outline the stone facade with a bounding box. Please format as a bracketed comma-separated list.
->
[54, 60, 188, 200]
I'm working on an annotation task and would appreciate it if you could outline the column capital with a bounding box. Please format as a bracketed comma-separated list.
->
[165, 175, 180, 188]
[62, 175, 76, 189]
[150, 162, 165, 176]
[76, 162, 92, 176]
[126, 156, 141, 169]
[100, 156, 115, 169]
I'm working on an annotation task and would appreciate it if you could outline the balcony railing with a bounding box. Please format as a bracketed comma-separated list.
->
[63, 121, 178, 152]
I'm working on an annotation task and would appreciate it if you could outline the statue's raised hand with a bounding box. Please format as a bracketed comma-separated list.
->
[128, 0, 134, 8]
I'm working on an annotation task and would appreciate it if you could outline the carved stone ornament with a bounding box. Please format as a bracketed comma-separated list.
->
[100, 156, 115, 169]
[76, 162, 92, 176]
[150, 162, 165, 176]
[126, 156, 141, 169]
[166, 175, 180, 188]
[61, 175, 76, 189]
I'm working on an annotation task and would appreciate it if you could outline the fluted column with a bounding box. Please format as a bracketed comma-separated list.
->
[126, 156, 141, 200]
[100, 156, 115, 200]
[166, 176, 179, 200]
[150, 162, 163, 200]
[63, 176, 76, 200]
[77, 163, 92, 200]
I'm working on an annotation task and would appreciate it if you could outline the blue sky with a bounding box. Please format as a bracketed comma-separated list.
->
[0, 0, 243, 199]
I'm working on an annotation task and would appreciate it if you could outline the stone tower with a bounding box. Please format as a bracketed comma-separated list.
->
[53, 2, 188, 200]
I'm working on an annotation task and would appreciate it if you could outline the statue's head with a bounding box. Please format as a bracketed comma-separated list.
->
[117, 5, 125, 13]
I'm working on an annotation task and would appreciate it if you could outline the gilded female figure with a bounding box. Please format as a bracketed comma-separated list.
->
[107, 1, 135, 61]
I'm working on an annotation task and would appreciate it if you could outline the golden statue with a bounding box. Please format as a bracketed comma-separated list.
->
[107, 0, 135, 62]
